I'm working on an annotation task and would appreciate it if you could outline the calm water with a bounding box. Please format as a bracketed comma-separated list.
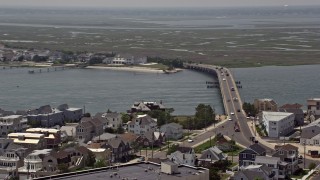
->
[1, 65, 319, 115]
[0, 68, 222, 115]
[232, 64, 320, 109]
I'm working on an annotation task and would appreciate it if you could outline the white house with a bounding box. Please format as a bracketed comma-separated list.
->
[261, 111, 295, 138]
[103, 54, 147, 65]
[160, 123, 183, 140]
[128, 114, 157, 135]
[167, 147, 196, 166]
[102, 112, 122, 130]
[18, 149, 52, 179]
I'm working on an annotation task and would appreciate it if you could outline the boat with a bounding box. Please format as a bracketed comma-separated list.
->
[28, 70, 35, 74]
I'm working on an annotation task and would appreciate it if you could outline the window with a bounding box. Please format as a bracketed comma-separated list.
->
[252, 154, 256, 159]
[243, 154, 246, 158]
[279, 151, 284, 155]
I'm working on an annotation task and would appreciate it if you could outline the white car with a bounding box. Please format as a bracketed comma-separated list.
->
[187, 139, 193, 143]
[228, 118, 232, 121]
[230, 112, 235, 115]
[223, 78, 226, 81]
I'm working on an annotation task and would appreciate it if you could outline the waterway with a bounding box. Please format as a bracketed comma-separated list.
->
[0, 68, 222, 115]
[232, 64, 320, 110]
[1, 64, 319, 115]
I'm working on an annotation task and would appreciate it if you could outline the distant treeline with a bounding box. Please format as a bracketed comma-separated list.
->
[147, 57, 184, 68]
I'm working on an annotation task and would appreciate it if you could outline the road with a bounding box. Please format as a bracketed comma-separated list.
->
[183, 63, 277, 154]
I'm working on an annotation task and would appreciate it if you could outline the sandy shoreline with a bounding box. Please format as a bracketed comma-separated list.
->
[85, 66, 165, 73]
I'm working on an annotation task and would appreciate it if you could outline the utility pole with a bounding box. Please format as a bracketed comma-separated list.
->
[151, 134, 154, 158]
[231, 134, 234, 163]
[303, 141, 306, 169]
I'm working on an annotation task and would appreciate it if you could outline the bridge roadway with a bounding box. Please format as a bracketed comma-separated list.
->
[184, 63, 270, 150]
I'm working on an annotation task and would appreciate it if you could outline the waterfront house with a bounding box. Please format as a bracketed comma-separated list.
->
[261, 111, 295, 138]
[57, 104, 83, 123]
[279, 103, 304, 126]
[27, 105, 64, 127]
[198, 146, 228, 166]
[273, 144, 299, 175]
[300, 118, 320, 146]
[307, 98, 320, 119]
[105, 54, 147, 65]
[167, 146, 196, 166]
[239, 143, 266, 167]
[0, 115, 28, 137]
[128, 114, 157, 135]
[160, 122, 183, 140]
[130, 101, 166, 113]
[254, 99, 278, 112]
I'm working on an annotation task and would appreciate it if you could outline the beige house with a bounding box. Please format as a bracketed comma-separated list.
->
[254, 99, 278, 112]
[7, 133, 47, 150]
[307, 98, 320, 118]
[76, 117, 104, 143]
[0, 115, 28, 137]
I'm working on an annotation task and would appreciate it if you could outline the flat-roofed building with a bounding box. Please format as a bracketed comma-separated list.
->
[0, 115, 28, 137]
[7, 132, 47, 150]
[26, 128, 61, 148]
[261, 111, 295, 138]
[33, 161, 209, 180]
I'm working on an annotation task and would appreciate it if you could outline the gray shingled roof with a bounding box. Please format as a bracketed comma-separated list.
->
[249, 143, 266, 155]
[301, 126, 320, 139]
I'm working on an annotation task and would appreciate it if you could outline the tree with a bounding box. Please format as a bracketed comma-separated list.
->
[194, 104, 215, 129]
[94, 159, 106, 168]
[121, 113, 131, 124]
[117, 126, 125, 134]
[148, 109, 173, 127]
[309, 162, 316, 170]
[242, 102, 257, 117]
[209, 168, 221, 180]
[86, 151, 96, 167]
[167, 144, 179, 155]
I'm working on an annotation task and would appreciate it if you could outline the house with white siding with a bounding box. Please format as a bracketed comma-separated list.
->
[128, 114, 157, 135]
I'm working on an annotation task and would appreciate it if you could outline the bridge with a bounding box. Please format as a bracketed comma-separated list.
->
[184, 63, 255, 147]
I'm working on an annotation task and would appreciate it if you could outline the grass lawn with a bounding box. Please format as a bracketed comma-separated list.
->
[221, 173, 231, 180]
[194, 138, 216, 153]
[225, 146, 244, 156]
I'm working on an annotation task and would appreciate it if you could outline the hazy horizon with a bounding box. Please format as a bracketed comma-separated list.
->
[1, 0, 320, 8]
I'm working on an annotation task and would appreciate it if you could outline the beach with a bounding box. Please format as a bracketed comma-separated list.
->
[85, 66, 165, 73]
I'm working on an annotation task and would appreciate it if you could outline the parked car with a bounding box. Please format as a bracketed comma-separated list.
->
[187, 139, 193, 143]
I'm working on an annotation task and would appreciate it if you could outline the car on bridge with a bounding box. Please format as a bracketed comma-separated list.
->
[230, 112, 235, 115]
[230, 87, 235, 91]
[228, 118, 232, 121]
